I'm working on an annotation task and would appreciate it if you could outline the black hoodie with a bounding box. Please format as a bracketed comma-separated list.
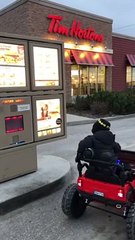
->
[76, 130, 121, 162]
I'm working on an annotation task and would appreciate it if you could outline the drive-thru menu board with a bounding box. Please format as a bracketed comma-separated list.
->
[0, 35, 66, 148]
[0, 33, 66, 182]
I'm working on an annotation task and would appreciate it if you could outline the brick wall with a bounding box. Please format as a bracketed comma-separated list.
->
[0, 1, 112, 47]
[0, 3, 30, 35]
[112, 35, 135, 91]
[106, 67, 112, 91]
[64, 64, 72, 103]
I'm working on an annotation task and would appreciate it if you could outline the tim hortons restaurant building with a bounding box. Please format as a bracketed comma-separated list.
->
[0, 0, 135, 102]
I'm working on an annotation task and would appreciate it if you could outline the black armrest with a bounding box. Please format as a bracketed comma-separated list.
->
[77, 161, 89, 177]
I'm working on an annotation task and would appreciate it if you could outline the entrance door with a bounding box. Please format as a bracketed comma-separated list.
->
[80, 66, 88, 95]
[71, 65, 106, 96]
[89, 66, 98, 94]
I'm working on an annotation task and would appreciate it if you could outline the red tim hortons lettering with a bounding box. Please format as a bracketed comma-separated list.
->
[70, 20, 103, 42]
[47, 15, 104, 43]
[48, 15, 69, 36]
[70, 20, 81, 37]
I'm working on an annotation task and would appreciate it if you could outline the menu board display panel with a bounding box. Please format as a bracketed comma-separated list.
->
[29, 42, 63, 90]
[0, 66, 26, 87]
[0, 39, 29, 90]
[33, 95, 65, 141]
[0, 43, 25, 66]
[33, 47, 59, 87]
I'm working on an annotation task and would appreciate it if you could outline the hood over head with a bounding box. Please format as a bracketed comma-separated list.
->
[92, 119, 111, 134]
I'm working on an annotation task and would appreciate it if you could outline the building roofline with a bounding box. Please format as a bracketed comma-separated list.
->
[0, 0, 28, 16]
[113, 32, 135, 41]
[0, 0, 113, 24]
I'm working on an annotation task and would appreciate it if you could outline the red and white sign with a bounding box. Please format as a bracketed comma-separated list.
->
[48, 15, 104, 43]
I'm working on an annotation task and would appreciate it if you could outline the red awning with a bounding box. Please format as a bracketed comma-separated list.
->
[71, 50, 113, 66]
[64, 49, 72, 64]
[127, 54, 135, 66]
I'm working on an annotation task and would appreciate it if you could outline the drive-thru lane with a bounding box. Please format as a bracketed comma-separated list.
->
[0, 117, 135, 240]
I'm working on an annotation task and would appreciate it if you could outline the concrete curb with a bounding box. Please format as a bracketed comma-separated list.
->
[0, 171, 71, 215]
[67, 114, 135, 126]
[0, 156, 71, 215]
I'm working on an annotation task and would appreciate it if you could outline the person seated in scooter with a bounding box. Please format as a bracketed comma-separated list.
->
[75, 118, 121, 164]
[75, 119, 132, 182]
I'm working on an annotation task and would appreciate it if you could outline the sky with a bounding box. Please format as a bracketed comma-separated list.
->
[1, 0, 135, 37]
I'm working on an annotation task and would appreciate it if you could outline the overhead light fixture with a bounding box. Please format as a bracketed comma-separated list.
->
[64, 51, 69, 57]
[93, 53, 100, 60]
[80, 52, 85, 58]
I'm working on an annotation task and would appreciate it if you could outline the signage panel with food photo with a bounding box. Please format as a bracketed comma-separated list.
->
[0, 43, 25, 66]
[0, 42, 27, 88]
[36, 98, 62, 137]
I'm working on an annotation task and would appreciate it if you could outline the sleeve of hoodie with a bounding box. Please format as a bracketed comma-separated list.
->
[75, 135, 93, 162]
[113, 135, 121, 153]
[113, 142, 121, 153]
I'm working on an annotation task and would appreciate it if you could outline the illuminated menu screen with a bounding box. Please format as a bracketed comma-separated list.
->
[33, 47, 59, 87]
[0, 43, 26, 87]
[36, 98, 62, 137]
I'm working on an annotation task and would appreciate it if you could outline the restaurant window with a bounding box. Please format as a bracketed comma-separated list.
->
[98, 66, 106, 91]
[126, 66, 135, 88]
[71, 65, 80, 96]
[71, 65, 106, 96]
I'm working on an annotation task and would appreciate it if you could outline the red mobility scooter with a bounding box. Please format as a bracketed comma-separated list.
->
[61, 149, 135, 240]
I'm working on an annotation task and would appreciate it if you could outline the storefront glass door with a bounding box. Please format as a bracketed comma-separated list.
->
[80, 66, 88, 95]
[71, 65, 105, 96]
[71, 65, 79, 96]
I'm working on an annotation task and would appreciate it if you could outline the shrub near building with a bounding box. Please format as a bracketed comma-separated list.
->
[68, 90, 135, 116]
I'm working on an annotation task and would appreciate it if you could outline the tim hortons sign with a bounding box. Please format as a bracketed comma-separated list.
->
[48, 15, 104, 43]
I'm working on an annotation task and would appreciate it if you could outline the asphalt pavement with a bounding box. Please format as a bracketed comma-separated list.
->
[0, 113, 135, 215]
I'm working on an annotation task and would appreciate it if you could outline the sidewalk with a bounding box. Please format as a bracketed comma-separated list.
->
[0, 113, 135, 215]
[67, 113, 135, 126]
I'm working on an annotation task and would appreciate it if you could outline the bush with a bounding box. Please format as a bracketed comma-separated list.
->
[91, 90, 135, 115]
[91, 101, 109, 115]
[68, 90, 135, 115]
[66, 102, 75, 109]
[74, 96, 91, 111]
[111, 91, 135, 114]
